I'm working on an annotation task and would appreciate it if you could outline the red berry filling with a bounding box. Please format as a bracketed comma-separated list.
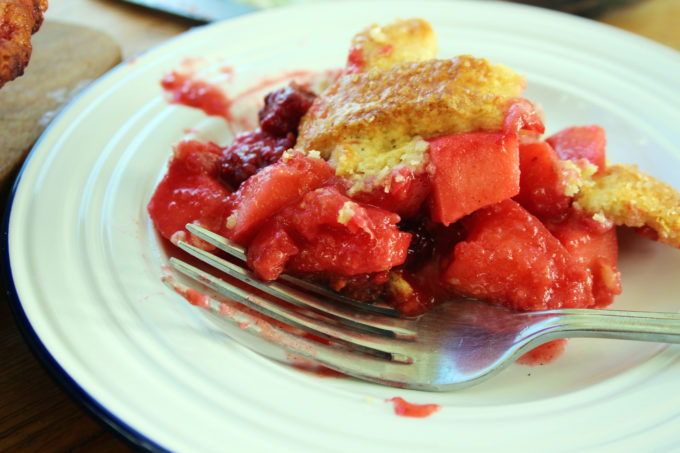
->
[247, 186, 411, 280]
[258, 82, 317, 137]
[217, 130, 295, 191]
[149, 71, 628, 367]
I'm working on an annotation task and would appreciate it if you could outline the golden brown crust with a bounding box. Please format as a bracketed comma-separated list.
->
[575, 163, 680, 248]
[296, 18, 529, 190]
[0, 0, 47, 88]
[348, 18, 437, 71]
[297, 56, 525, 157]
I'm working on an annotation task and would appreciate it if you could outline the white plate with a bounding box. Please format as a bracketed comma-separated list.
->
[5, 1, 680, 451]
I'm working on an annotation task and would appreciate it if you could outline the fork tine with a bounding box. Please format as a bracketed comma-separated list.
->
[169, 257, 413, 363]
[176, 239, 416, 339]
[163, 276, 413, 387]
[186, 223, 247, 261]
[186, 223, 400, 317]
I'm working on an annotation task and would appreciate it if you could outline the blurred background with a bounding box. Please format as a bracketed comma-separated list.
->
[47, 0, 680, 58]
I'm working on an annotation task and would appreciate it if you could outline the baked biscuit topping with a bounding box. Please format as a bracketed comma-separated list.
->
[347, 18, 437, 72]
[575, 163, 680, 248]
[297, 56, 525, 184]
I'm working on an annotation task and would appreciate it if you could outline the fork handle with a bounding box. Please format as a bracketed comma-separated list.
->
[540, 309, 680, 344]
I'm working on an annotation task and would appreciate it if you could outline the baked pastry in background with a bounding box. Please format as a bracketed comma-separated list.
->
[0, 0, 48, 88]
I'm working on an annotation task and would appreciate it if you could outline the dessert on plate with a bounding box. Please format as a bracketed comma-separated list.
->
[148, 18, 680, 364]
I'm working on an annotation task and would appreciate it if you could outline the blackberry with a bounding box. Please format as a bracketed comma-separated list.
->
[258, 82, 316, 137]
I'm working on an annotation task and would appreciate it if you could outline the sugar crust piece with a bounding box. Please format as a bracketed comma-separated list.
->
[348, 18, 438, 71]
[297, 57, 525, 180]
[575, 163, 680, 248]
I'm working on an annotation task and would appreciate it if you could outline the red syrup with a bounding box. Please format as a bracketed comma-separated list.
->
[161, 70, 234, 120]
[161, 67, 319, 134]
[387, 396, 441, 418]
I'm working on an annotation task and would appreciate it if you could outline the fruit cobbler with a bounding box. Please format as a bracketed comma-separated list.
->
[149, 19, 680, 364]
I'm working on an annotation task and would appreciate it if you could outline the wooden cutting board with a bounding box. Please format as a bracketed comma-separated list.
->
[0, 21, 122, 194]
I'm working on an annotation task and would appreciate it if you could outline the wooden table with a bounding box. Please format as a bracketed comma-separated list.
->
[1, 0, 678, 451]
[1, 3, 192, 451]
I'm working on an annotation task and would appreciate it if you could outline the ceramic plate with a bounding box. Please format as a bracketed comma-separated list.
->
[5, 1, 680, 451]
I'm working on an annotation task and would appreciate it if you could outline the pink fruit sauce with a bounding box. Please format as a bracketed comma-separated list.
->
[388, 397, 441, 418]
[150, 19, 679, 373]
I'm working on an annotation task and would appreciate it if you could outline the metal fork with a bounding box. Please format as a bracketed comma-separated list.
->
[166, 223, 680, 391]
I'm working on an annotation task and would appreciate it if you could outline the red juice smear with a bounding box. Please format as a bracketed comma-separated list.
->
[162, 275, 210, 309]
[379, 44, 393, 55]
[230, 70, 316, 101]
[285, 352, 345, 378]
[388, 397, 441, 418]
[161, 70, 233, 120]
[161, 68, 319, 136]
[346, 46, 364, 73]
[220, 65, 235, 78]
[516, 339, 567, 366]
